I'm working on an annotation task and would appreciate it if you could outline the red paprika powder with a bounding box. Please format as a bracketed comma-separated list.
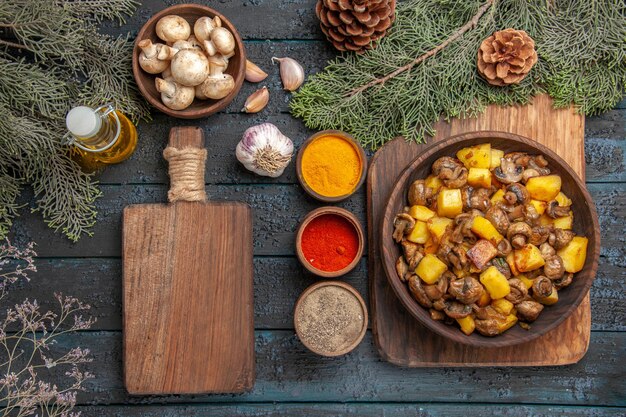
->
[301, 214, 359, 272]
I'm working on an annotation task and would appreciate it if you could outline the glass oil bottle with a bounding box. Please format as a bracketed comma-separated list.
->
[65, 104, 138, 171]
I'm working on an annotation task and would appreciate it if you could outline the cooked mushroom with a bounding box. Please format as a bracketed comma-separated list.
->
[490, 257, 512, 278]
[448, 276, 484, 304]
[547, 200, 571, 218]
[408, 179, 433, 206]
[424, 274, 449, 301]
[430, 309, 445, 321]
[432, 298, 447, 311]
[396, 256, 410, 282]
[529, 225, 552, 246]
[446, 244, 469, 271]
[504, 183, 530, 205]
[401, 240, 424, 269]
[472, 304, 505, 320]
[432, 157, 468, 188]
[516, 300, 544, 322]
[408, 274, 432, 308]
[543, 255, 565, 280]
[503, 204, 525, 222]
[470, 188, 491, 211]
[494, 157, 524, 184]
[523, 202, 540, 224]
[553, 272, 573, 290]
[474, 318, 501, 336]
[528, 155, 550, 175]
[507, 222, 533, 249]
[485, 206, 510, 235]
[532, 276, 554, 300]
[539, 242, 556, 258]
[551, 228, 575, 249]
[496, 238, 513, 257]
[393, 213, 415, 243]
[450, 212, 476, 244]
[522, 168, 540, 183]
[505, 278, 528, 304]
[443, 301, 472, 319]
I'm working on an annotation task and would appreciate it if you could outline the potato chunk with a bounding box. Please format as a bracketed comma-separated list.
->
[514, 244, 545, 272]
[456, 143, 491, 169]
[424, 175, 443, 193]
[437, 189, 463, 218]
[415, 254, 448, 284]
[506, 252, 520, 276]
[427, 216, 453, 241]
[534, 288, 559, 305]
[498, 314, 518, 333]
[555, 192, 572, 207]
[456, 316, 475, 335]
[553, 211, 573, 230]
[480, 266, 511, 299]
[518, 274, 534, 289]
[490, 188, 506, 205]
[490, 148, 504, 169]
[467, 168, 492, 188]
[466, 239, 497, 270]
[470, 216, 503, 245]
[526, 175, 562, 201]
[407, 220, 429, 244]
[529, 199, 547, 215]
[492, 298, 514, 315]
[557, 236, 588, 273]
[409, 205, 436, 222]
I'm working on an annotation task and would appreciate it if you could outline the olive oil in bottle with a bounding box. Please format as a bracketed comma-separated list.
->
[65, 104, 138, 170]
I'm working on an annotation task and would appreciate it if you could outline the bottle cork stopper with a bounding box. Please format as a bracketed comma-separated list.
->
[66, 106, 101, 138]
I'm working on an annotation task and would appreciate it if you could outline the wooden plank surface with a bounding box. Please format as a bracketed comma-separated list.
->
[123, 128, 255, 394]
[368, 94, 595, 366]
[3, 0, 624, 413]
[41, 331, 626, 406]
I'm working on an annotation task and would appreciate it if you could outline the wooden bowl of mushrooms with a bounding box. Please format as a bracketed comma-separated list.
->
[381, 131, 600, 348]
[132, 4, 246, 119]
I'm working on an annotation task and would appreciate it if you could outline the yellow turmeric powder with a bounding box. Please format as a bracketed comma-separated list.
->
[301, 135, 362, 197]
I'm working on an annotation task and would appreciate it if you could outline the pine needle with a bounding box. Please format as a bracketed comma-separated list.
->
[291, 0, 626, 149]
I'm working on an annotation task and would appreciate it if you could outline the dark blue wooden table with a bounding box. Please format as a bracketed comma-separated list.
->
[7, 0, 626, 415]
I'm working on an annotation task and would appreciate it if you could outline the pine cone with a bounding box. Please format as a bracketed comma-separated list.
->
[477, 29, 538, 86]
[315, 0, 396, 53]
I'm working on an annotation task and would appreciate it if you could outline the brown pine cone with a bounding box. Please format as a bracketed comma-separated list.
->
[315, 0, 396, 53]
[477, 29, 538, 86]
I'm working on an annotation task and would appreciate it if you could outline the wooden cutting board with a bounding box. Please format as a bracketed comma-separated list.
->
[367, 94, 590, 366]
[123, 126, 255, 393]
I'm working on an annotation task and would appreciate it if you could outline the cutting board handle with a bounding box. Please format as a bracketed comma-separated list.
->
[163, 126, 207, 203]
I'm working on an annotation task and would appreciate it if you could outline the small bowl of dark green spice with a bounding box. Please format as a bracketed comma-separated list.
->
[294, 280, 368, 357]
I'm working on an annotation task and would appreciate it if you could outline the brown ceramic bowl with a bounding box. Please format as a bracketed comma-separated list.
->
[381, 131, 600, 348]
[132, 4, 246, 119]
[296, 130, 367, 202]
[294, 280, 368, 357]
[296, 206, 365, 278]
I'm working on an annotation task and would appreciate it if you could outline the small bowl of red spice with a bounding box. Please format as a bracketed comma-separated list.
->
[296, 207, 364, 278]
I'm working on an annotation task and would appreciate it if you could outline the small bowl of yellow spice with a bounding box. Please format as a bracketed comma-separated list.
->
[296, 130, 367, 202]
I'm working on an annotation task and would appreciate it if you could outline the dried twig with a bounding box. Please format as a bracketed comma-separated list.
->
[347, 0, 495, 97]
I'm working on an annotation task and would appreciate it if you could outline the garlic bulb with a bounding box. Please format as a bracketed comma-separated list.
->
[271, 57, 304, 91]
[236, 123, 294, 178]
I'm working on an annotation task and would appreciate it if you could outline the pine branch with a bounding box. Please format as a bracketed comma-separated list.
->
[347, 0, 495, 97]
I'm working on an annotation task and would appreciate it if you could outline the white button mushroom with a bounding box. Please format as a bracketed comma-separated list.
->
[155, 77, 195, 110]
[199, 55, 235, 99]
[155, 15, 191, 43]
[193, 15, 221, 42]
[137, 39, 171, 74]
[201, 27, 235, 57]
[170, 49, 210, 87]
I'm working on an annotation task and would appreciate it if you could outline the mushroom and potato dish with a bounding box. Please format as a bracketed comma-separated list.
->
[392, 143, 589, 337]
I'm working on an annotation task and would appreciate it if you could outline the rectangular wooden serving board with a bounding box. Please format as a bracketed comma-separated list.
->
[367, 94, 590, 367]
[123, 127, 255, 393]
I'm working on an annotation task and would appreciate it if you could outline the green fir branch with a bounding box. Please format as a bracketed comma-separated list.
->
[291, 0, 626, 149]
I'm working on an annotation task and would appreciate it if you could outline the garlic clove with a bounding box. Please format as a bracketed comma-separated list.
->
[271, 57, 304, 91]
[245, 59, 268, 82]
[241, 86, 269, 113]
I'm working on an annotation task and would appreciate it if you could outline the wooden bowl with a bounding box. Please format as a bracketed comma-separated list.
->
[296, 130, 367, 202]
[296, 206, 365, 278]
[381, 131, 600, 348]
[294, 280, 368, 357]
[132, 4, 246, 119]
